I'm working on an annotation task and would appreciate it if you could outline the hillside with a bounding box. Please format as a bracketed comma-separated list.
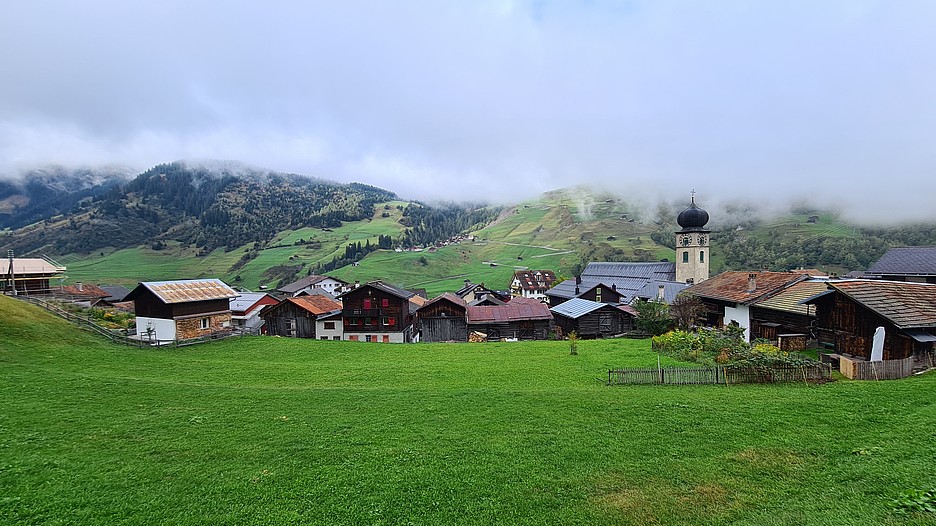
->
[3, 295, 936, 525]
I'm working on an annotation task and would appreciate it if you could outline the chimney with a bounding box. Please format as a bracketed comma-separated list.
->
[611, 283, 617, 291]
[657, 284, 665, 301]
[575, 285, 580, 295]
[575, 275, 582, 285]
[77, 282, 83, 292]
[747, 273, 757, 293]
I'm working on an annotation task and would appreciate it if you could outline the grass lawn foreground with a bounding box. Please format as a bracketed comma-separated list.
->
[1, 296, 935, 525]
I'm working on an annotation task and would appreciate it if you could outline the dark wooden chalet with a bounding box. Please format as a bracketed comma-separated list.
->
[550, 298, 634, 339]
[262, 295, 341, 338]
[545, 277, 624, 308]
[125, 279, 238, 342]
[339, 281, 415, 343]
[467, 297, 554, 341]
[803, 280, 936, 361]
[416, 293, 468, 342]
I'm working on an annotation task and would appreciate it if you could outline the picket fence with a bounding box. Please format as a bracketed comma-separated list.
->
[607, 363, 832, 386]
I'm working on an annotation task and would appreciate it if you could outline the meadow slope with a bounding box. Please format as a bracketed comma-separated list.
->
[1, 296, 934, 525]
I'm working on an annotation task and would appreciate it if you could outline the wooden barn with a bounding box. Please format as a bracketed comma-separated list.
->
[339, 281, 415, 343]
[416, 293, 468, 342]
[467, 297, 554, 341]
[748, 280, 828, 342]
[803, 280, 936, 361]
[262, 295, 342, 338]
[125, 279, 238, 342]
[550, 298, 635, 339]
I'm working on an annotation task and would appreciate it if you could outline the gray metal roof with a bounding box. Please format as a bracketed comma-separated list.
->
[632, 280, 690, 304]
[550, 298, 606, 319]
[582, 261, 676, 282]
[230, 292, 270, 312]
[866, 247, 936, 276]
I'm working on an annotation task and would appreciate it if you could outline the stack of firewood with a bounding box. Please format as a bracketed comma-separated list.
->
[468, 331, 488, 343]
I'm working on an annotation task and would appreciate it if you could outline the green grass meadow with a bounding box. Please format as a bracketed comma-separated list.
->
[2, 296, 935, 525]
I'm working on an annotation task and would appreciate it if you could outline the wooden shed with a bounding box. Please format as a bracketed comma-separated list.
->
[262, 295, 342, 338]
[466, 297, 553, 341]
[550, 298, 634, 339]
[416, 293, 468, 342]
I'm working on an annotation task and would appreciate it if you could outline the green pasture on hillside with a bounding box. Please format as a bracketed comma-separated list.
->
[1, 295, 935, 525]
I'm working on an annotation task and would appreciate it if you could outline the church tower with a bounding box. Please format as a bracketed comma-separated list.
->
[675, 191, 710, 284]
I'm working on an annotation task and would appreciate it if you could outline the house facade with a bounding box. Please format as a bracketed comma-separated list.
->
[339, 281, 415, 343]
[277, 274, 349, 297]
[230, 292, 280, 332]
[550, 298, 634, 339]
[510, 270, 557, 301]
[126, 279, 238, 342]
[467, 297, 554, 341]
[262, 295, 342, 338]
[416, 293, 468, 342]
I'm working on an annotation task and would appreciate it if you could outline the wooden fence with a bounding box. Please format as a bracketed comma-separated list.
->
[839, 356, 914, 380]
[16, 296, 256, 347]
[607, 363, 832, 386]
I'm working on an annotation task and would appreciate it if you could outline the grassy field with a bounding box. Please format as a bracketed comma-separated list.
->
[2, 296, 935, 525]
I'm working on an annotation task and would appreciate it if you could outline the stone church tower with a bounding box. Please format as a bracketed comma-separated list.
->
[675, 192, 710, 284]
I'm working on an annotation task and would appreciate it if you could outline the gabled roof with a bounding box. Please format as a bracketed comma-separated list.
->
[752, 280, 830, 316]
[827, 280, 936, 328]
[550, 298, 614, 319]
[633, 280, 691, 304]
[0, 258, 66, 276]
[284, 295, 343, 316]
[685, 271, 807, 305]
[582, 261, 676, 282]
[295, 287, 336, 300]
[408, 295, 428, 315]
[230, 292, 278, 313]
[467, 297, 552, 323]
[277, 274, 346, 294]
[338, 280, 415, 300]
[546, 279, 623, 301]
[61, 283, 110, 299]
[513, 270, 557, 290]
[417, 292, 467, 312]
[99, 285, 131, 303]
[866, 247, 936, 276]
[128, 279, 238, 304]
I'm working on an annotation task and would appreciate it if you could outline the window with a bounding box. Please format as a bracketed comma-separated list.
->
[700, 250, 705, 263]
[333, 336, 340, 340]
[363, 298, 372, 309]
[682, 251, 689, 263]
[381, 298, 389, 308]
[381, 317, 389, 326]
[320, 336, 328, 340]
[349, 335, 359, 341]
[595, 289, 601, 303]
[200, 317, 210, 330]
[365, 335, 373, 342]
[365, 317, 371, 325]
[382, 335, 390, 343]
[388, 317, 395, 326]
[324, 321, 336, 330]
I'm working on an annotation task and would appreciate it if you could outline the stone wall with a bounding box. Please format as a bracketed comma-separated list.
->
[176, 313, 232, 340]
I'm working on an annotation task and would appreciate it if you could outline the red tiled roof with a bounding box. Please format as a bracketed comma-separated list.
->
[685, 271, 807, 304]
[831, 280, 936, 328]
[467, 297, 552, 323]
[61, 283, 110, 299]
[289, 295, 342, 315]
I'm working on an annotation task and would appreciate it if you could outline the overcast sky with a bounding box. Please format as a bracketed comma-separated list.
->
[2, 1, 935, 221]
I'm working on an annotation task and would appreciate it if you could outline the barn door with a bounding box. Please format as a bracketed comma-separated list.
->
[599, 313, 613, 333]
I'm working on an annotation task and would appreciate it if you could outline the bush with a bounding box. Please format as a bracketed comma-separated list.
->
[652, 327, 817, 367]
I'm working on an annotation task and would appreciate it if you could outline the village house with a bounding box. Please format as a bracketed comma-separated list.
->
[416, 293, 468, 342]
[1, 256, 66, 295]
[98, 285, 131, 306]
[467, 296, 553, 341]
[684, 271, 808, 342]
[58, 282, 111, 306]
[802, 280, 936, 362]
[261, 295, 342, 339]
[339, 281, 416, 342]
[550, 297, 635, 339]
[276, 274, 349, 297]
[455, 280, 510, 304]
[509, 269, 557, 301]
[864, 246, 936, 284]
[747, 280, 830, 348]
[546, 276, 624, 308]
[230, 292, 280, 332]
[125, 279, 239, 342]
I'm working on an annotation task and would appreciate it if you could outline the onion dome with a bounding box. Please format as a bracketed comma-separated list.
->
[676, 193, 709, 231]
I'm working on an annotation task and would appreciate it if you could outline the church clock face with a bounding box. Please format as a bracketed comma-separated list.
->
[697, 234, 707, 245]
[681, 235, 692, 247]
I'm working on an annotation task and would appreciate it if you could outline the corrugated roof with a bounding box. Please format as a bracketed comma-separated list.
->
[866, 247, 936, 276]
[830, 280, 936, 328]
[230, 292, 274, 312]
[467, 297, 552, 323]
[685, 271, 806, 305]
[137, 279, 238, 304]
[582, 261, 676, 282]
[0, 258, 66, 275]
[633, 280, 691, 304]
[753, 280, 830, 315]
[550, 298, 606, 319]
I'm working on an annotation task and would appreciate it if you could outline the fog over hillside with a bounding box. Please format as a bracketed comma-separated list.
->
[2, 2, 935, 223]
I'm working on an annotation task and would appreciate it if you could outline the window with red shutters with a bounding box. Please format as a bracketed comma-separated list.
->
[388, 317, 395, 326]
[381, 298, 389, 308]
[363, 298, 372, 309]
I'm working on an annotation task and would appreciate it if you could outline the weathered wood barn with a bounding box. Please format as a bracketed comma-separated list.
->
[748, 280, 828, 342]
[467, 297, 554, 341]
[262, 295, 341, 338]
[803, 280, 936, 361]
[125, 279, 238, 342]
[339, 281, 415, 343]
[550, 298, 635, 339]
[416, 293, 468, 342]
